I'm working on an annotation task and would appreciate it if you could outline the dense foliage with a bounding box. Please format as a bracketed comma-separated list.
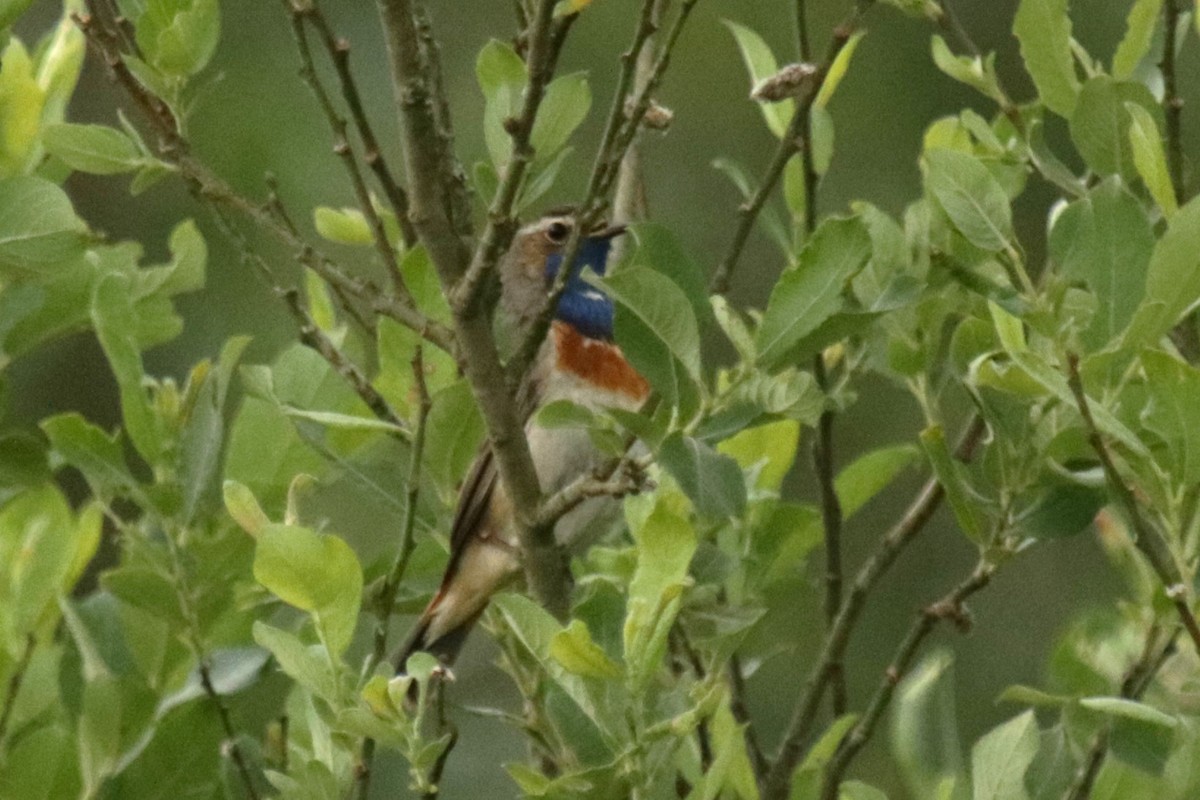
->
[2, 1, 1200, 799]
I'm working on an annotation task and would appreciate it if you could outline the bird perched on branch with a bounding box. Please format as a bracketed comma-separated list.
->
[396, 212, 650, 670]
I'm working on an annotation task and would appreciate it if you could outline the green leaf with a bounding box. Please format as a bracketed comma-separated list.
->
[1125, 102, 1178, 218]
[252, 523, 363, 656]
[1081, 697, 1177, 775]
[716, 419, 800, 493]
[1020, 483, 1106, 540]
[223, 480, 270, 537]
[924, 149, 1013, 253]
[1113, 0, 1163, 80]
[658, 432, 747, 518]
[136, 0, 221, 77]
[0, 39, 45, 177]
[313, 206, 373, 246]
[891, 650, 962, 800]
[595, 266, 702, 405]
[1138, 350, 1200, 487]
[41, 123, 144, 175]
[1013, 0, 1080, 117]
[724, 21, 792, 138]
[39, 413, 141, 499]
[626, 222, 712, 329]
[422, 380, 485, 497]
[835, 444, 921, 520]
[920, 425, 985, 543]
[624, 500, 696, 692]
[531, 72, 590, 162]
[816, 30, 866, 108]
[755, 216, 871, 368]
[1049, 179, 1153, 348]
[0, 176, 86, 273]
[1069, 76, 1160, 179]
[930, 35, 1003, 103]
[476, 38, 526, 102]
[550, 619, 622, 680]
[1124, 196, 1200, 346]
[251, 621, 339, 703]
[0, 485, 78, 640]
[971, 710, 1039, 800]
[838, 782, 888, 800]
[91, 273, 162, 465]
[179, 335, 248, 523]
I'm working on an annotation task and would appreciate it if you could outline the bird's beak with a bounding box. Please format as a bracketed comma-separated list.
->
[591, 222, 628, 240]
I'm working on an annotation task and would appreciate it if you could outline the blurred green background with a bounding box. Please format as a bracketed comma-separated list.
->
[10, 0, 1200, 796]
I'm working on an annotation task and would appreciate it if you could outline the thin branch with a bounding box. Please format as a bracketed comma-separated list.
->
[1161, 0, 1185, 205]
[760, 415, 986, 800]
[932, 0, 1023, 132]
[284, 0, 409, 295]
[75, 6, 455, 354]
[1065, 353, 1200, 657]
[303, 0, 418, 247]
[1063, 625, 1178, 800]
[0, 634, 35, 747]
[357, 346, 432, 800]
[282, 289, 409, 437]
[728, 652, 770, 782]
[710, 3, 873, 295]
[199, 660, 262, 800]
[452, 1, 574, 317]
[612, 0, 669, 230]
[536, 452, 652, 528]
[377, 0, 572, 618]
[818, 560, 997, 800]
[813, 356, 846, 717]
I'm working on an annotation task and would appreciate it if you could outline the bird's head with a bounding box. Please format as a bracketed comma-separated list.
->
[500, 212, 626, 340]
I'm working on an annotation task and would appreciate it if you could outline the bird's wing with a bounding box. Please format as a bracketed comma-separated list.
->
[438, 354, 547, 585]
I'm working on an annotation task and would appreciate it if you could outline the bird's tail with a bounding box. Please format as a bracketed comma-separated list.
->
[394, 591, 481, 673]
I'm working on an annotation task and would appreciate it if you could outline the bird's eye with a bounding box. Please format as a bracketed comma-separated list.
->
[545, 221, 571, 244]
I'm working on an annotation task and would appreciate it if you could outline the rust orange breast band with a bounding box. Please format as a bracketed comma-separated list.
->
[552, 321, 650, 401]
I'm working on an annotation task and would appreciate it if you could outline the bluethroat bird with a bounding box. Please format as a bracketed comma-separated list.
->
[397, 212, 649, 668]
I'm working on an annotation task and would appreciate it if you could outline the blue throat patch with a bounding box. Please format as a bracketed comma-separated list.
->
[544, 236, 615, 340]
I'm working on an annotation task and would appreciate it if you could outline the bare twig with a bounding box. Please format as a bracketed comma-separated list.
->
[536, 452, 652, 528]
[0, 634, 35, 747]
[1161, 0, 1185, 205]
[356, 346, 432, 800]
[199, 660, 262, 800]
[710, 2, 873, 295]
[1063, 625, 1178, 800]
[818, 560, 996, 800]
[813, 356, 846, 716]
[1066, 354, 1200, 655]
[303, 1, 418, 247]
[728, 652, 770, 782]
[281, 289, 409, 436]
[283, 0, 409, 295]
[760, 415, 986, 800]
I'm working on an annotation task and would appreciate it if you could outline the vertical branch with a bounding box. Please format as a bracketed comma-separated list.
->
[0, 634, 35, 747]
[1161, 0, 1185, 205]
[818, 561, 996, 800]
[813, 356, 846, 716]
[357, 346, 432, 800]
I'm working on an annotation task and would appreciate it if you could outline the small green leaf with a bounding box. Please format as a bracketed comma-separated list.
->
[550, 620, 622, 680]
[136, 0, 221, 77]
[1138, 350, 1200, 487]
[313, 206, 373, 246]
[835, 444, 921, 519]
[1013, 0, 1080, 117]
[658, 432, 747, 518]
[626, 222, 712, 329]
[756, 216, 871, 367]
[971, 710, 1039, 800]
[531, 72, 590, 162]
[924, 149, 1013, 253]
[1125, 196, 1200, 346]
[0, 176, 86, 273]
[1020, 483, 1106, 540]
[920, 425, 985, 543]
[252, 523, 363, 656]
[717, 419, 800, 493]
[223, 480, 270, 537]
[39, 413, 141, 499]
[724, 21, 792, 137]
[816, 30, 866, 108]
[891, 650, 962, 800]
[251, 621, 339, 703]
[930, 35, 1002, 103]
[1069, 76, 1159, 179]
[41, 124, 143, 175]
[1125, 102, 1178, 218]
[1113, 0, 1163, 80]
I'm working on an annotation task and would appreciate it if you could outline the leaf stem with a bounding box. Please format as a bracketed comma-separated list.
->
[0, 634, 35, 748]
[1161, 0, 1186, 206]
